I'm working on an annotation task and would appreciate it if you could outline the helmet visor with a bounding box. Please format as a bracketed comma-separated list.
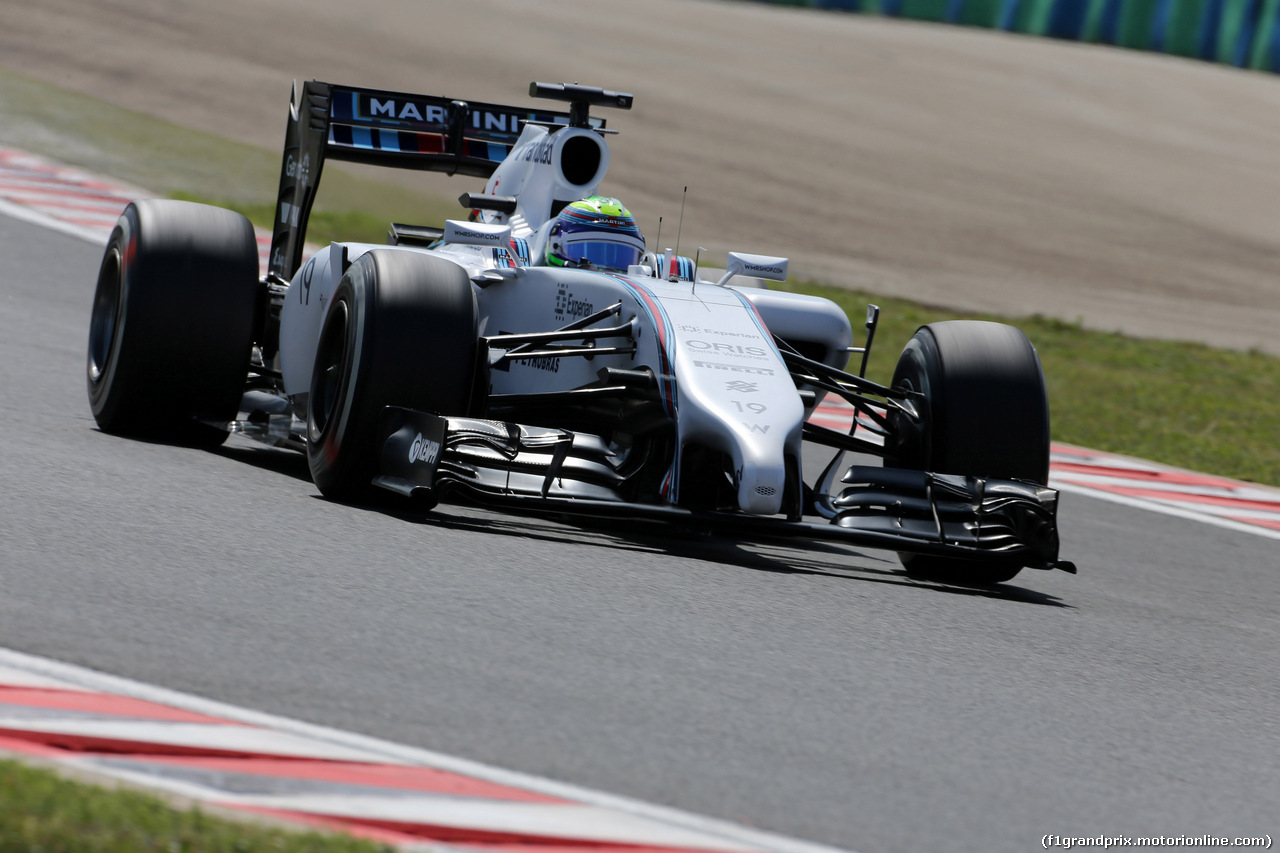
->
[562, 237, 644, 272]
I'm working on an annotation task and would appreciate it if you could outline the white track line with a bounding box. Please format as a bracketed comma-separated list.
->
[0, 196, 109, 246]
[0, 147, 274, 267]
[1050, 481, 1280, 541]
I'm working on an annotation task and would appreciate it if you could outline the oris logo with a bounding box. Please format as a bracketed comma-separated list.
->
[408, 432, 441, 465]
[685, 340, 769, 358]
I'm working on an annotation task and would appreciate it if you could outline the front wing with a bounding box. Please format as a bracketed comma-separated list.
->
[373, 407, 1074, 573]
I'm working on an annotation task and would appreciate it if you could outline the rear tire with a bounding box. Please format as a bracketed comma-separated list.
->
[306, 250, 478, 501]
[86, 199, 259, 446]
[886, 321, 1050, 585]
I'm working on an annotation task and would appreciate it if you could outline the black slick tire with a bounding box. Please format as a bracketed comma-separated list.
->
[306, 250, 478, 502]
[86, 199, 259, 447]
[886, 320, 1050, 585]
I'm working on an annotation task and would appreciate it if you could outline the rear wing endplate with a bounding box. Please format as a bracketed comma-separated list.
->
[268, 80, 599, 281]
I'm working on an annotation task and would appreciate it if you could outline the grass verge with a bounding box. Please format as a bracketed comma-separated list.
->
[168, 193, 397, 248]
[0, 758, 392, 853]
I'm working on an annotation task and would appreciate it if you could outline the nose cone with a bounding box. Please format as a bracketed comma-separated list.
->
[736, 456, 787, 515]
[656, 278, 806, 516]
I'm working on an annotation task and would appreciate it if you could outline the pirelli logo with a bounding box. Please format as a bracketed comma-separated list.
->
[692, 361, 775, 376]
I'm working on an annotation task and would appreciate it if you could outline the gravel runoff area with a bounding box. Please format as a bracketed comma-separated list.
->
[3, 0, 1280, 353]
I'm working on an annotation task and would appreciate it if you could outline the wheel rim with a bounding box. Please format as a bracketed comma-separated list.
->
[889, 371, 928, 471]
[88, 247, 123, 385]
[309, 301, 349, 440]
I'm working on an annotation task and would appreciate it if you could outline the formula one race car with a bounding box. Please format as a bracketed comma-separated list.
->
[86, 79, 1074, 584]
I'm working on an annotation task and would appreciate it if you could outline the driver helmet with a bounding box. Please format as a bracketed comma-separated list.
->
[546, 196, 645, 272]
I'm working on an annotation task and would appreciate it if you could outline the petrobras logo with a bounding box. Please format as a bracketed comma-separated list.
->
[519, 136, 555, 165]
[515, 355, 560, 373]
[409, 432, 441, 465]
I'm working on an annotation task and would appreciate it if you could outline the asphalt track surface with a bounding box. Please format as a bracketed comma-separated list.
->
[2, 212, 1278, 850]
[4, 0, 1280, 353]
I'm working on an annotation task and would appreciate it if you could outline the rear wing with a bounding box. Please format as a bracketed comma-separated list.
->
[267, 80, 601, 281]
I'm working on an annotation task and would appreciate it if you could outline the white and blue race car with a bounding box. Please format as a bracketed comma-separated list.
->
[86, 80, 1073, 584]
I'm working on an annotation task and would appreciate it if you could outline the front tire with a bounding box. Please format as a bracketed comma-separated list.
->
[306, 250, 478, 501]
[86, 199, 259, 446]
[887, 321, 1050, 585]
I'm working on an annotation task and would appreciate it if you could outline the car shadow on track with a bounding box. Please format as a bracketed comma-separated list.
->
[214, 443, 315, 483]
[375, 498, 1072, 609]
[210, 441, 1069, 608]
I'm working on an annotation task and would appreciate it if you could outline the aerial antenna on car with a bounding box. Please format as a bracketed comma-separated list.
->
[529, 82, 634, 130]
[670, 186, 688, 282]
[652, 216, 663, 276]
